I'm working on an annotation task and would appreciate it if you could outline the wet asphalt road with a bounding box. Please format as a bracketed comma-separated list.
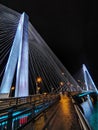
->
[48, 94, 81, 130]
[33, 94, 81, 130]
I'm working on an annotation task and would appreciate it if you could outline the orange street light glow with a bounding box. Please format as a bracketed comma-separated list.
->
[36, 77, 42, 83]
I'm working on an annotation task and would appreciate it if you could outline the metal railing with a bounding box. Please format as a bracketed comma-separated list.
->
[71, 97, 92, 130]
[74, 105, 92, 130]
[0, 94, 60, 130]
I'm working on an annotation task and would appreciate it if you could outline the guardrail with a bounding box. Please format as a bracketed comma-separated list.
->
[0, 94, 60, 130]
[71, 97, 92, 130]
[74, 105, 92, 130]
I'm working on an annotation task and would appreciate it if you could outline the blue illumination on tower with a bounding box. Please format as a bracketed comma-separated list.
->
[0, 12, 29, 97]
[15, 13, 29, 97]
[83, 64, 98, 93]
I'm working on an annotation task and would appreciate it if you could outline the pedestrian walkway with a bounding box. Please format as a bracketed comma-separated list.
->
[32, 93, 81, 130]
[47, 94, 81, 130]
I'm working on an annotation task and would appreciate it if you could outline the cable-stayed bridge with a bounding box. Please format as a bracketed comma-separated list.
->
[0, 4, 82, 97]
[0, 4, 98, 130]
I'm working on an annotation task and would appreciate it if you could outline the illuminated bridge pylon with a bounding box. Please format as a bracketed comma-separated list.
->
[82, 64, 98, 93]
[0, 10, 29, 97]
[75, 64, 98, 93]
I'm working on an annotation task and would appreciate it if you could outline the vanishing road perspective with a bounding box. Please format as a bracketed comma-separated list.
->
[0, 4, 98, 130]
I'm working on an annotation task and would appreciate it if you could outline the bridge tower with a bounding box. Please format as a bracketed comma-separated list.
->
[82, 64, 98, 93]
[0, 12, 29, 97]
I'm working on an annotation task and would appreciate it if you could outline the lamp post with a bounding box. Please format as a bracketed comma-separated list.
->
[60, 81, 64, 86]
[59, 81, 64, 93]
[10, 86, 15, 97]
[36, 77, 42, 94]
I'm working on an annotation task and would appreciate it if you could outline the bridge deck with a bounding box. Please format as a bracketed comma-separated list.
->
[32, 94, 81, 130]
[47, 94, 81, 130]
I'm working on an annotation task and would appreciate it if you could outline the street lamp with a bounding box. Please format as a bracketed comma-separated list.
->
[36, 77, 42, 83]
[59, 81, 64, 86]
[36, 77, 42, 94]
[59, 81, 64, 93]
[10, 86, 15, 97]
[61, 72, 64, 75]
[11, 86, 15, 90]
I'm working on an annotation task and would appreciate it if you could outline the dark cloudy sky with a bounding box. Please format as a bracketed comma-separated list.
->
[0, 0, 98, 85]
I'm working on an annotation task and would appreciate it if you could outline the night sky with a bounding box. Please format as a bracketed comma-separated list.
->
[0, 1, 98, 85]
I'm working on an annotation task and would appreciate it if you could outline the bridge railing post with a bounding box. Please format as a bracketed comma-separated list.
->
[7, 108, 13, 130]
[16, 97, 18, 106]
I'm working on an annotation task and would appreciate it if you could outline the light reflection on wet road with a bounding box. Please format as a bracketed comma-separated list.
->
[49, 94, 81, 130]
[33, 94, 81, 130]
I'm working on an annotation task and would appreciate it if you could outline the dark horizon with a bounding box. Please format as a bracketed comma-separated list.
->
[0, 1, 98, 86]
